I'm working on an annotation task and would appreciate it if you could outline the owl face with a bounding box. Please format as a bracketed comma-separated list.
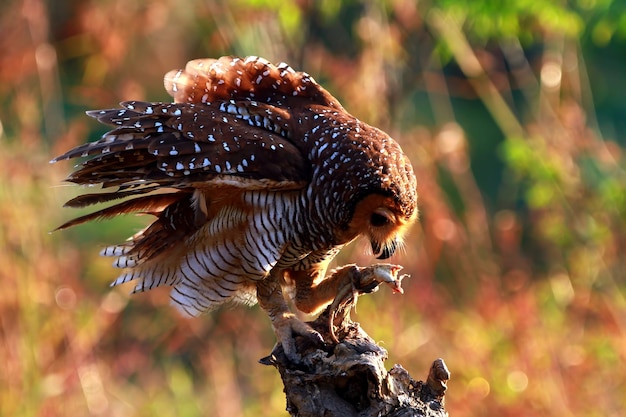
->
[338, 193, 417, 259]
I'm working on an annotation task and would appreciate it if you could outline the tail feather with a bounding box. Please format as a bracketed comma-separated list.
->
[108, 253, 180, 292]
[101, 244, 133, 257]
[99, 191, 205, 266]
[64, 184, 163, 208]
[55, 193, 184, 230]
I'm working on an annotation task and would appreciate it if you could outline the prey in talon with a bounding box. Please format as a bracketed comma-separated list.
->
[368, 264, 408, 294]
[325, 264, 410, 344]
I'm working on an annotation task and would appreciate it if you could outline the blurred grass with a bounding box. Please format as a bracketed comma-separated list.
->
[1, 0, 625, 416]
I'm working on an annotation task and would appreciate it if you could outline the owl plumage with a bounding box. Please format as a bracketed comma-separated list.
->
[52, 56, 418, 360]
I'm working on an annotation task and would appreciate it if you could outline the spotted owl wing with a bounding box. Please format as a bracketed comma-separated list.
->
[52, 99, 310, 193]
[52, 55, 344, 197]
[51, 56, 340, 270]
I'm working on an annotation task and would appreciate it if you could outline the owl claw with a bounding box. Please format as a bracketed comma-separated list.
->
[272, 313, 325, 362]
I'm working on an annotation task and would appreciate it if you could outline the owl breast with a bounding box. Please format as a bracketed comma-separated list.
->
[106, 189, 306, 315]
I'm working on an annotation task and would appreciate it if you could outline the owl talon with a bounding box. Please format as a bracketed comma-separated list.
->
[272, 313, 325, 362]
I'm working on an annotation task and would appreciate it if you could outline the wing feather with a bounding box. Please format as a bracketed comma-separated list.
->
[63, 184, 163, 207]
[52, 100, 310, 188]
[54, 192, 183, 230]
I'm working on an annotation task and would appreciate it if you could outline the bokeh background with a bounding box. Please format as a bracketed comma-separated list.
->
[2, 0, 625, 416]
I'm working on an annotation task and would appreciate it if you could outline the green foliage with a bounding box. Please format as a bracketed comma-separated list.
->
[433, 0, 582, 40]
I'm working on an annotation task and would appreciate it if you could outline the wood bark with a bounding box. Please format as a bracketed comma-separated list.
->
[260, 265, 450, 417]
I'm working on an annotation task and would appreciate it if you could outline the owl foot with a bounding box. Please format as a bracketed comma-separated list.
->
[271, 312, 326, 363]
[259, 265, 407, 364]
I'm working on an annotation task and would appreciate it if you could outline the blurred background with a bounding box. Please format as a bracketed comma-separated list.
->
[1, 0, 625, 416]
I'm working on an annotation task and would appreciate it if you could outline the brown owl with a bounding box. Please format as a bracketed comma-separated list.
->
[52, 56, 418, 360]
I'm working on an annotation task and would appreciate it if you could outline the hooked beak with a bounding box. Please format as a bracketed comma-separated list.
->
[371, 239, 398, 260]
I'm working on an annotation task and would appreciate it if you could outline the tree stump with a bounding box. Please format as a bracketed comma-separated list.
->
[260, 264, 449, 417]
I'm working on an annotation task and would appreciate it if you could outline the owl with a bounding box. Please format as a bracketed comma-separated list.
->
[52, 56, 418, 360]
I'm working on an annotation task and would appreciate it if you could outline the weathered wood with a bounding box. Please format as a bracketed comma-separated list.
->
[261, 265, 449, 417]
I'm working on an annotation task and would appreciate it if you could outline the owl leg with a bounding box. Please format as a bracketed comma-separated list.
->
[256, 269, 325, 362]
[290, 264, 394, 313]
[292, 264, 406, 341]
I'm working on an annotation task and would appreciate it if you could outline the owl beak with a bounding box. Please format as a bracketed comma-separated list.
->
[372, 239, 397, 260]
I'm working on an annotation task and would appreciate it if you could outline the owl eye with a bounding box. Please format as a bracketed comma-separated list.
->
[370, 212, 391, 227]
